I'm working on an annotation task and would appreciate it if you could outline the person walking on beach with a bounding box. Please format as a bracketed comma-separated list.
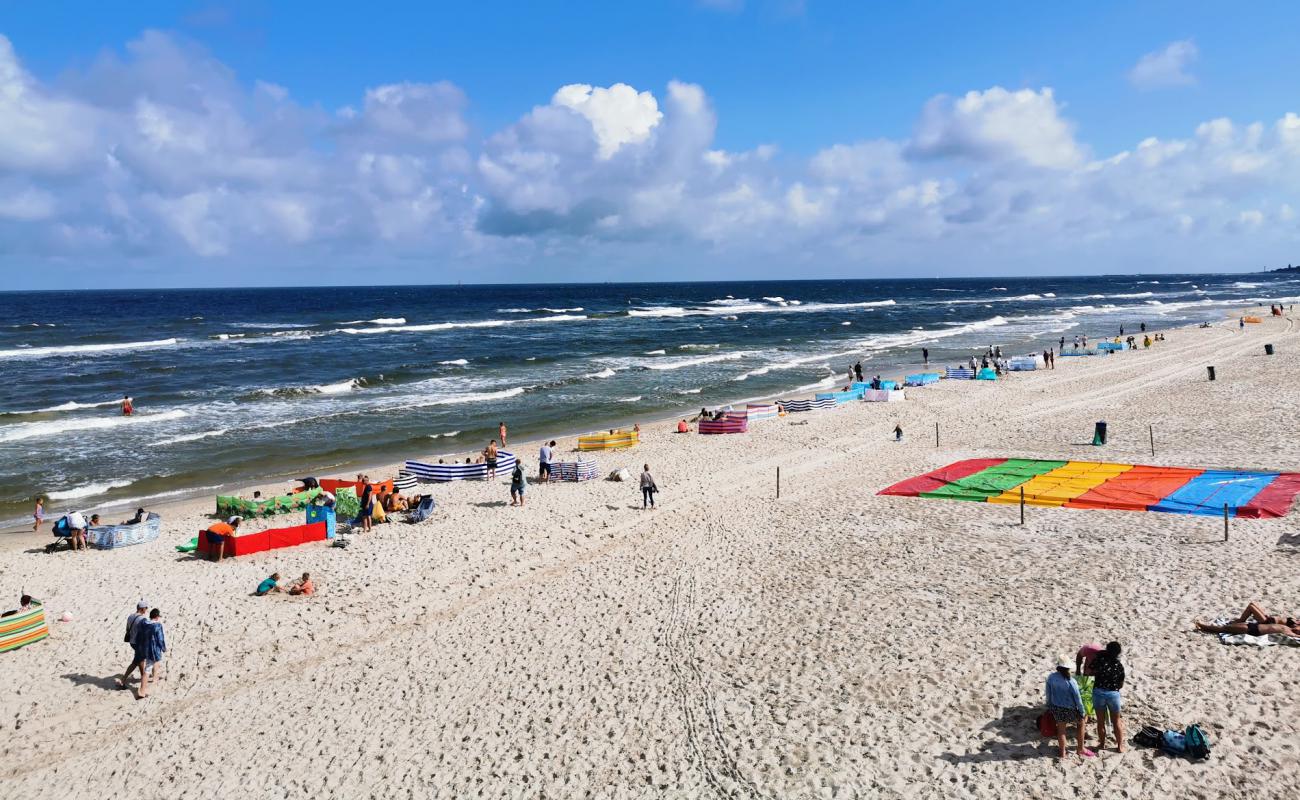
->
[538, 440, 554, 482]
[1046, 656, 1093, 759]
[1090, 641, 1126, 752]
[132, 608, 166, 698]
[854, 361, 864, 383]
[116, 599, 150, 691]
[893, 424, 903, 442]
[510, 460, 527, 506]
[498, 421, 508, 447]
[32, 496, 44, 534]
[640, 464, 657, 510]
[484, 440, 499, 480]
[121, 395, 133, 416]
[922, 347, 929, 365]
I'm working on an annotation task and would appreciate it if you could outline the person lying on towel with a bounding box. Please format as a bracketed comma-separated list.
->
[1195, 602, 1300, 636]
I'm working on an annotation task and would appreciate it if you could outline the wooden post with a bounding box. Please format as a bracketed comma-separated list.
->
[1224, 503, 1229, 542]
[776, 466, 781, 499]
[1149, 424, 1155, 458]
[1020, 486, 1025, 525]
[935, 422, 940, 448]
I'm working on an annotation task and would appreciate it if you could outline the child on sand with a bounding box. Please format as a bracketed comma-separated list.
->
[32, 496, 44, 533]
[289, 573, 314, 596]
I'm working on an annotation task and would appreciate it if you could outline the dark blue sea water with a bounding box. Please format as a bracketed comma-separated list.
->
[3, 274, 1297, 527]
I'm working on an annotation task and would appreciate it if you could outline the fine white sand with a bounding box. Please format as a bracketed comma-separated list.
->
[2, 309, 1299, 798]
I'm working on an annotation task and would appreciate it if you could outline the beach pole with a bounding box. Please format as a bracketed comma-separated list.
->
[935, 422, 940, 448]
[1019, 486, 1025, 525]
[1224, 503, 1229, 542]
[776, 466, 781, 499]
[1149, 424, 1155, 457]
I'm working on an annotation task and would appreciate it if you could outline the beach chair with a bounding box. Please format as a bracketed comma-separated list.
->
[407, 495, 436, 523]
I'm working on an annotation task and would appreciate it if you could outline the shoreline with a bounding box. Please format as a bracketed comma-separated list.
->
[2, 355, 942, 537]
[2, 305, 1256, 544]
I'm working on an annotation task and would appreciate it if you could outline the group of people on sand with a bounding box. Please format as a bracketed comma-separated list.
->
[37, 505, 153, 551]
[1045, 601, 1296, 759]
[115, 600, 166, 699]
[1045, 641, 1127, 759]
[254, 572, 315, 596]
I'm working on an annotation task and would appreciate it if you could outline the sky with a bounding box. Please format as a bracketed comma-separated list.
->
[3, 1, 1300, 288]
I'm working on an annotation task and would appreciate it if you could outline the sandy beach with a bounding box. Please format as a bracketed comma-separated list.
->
[2, 308, 1299, 799]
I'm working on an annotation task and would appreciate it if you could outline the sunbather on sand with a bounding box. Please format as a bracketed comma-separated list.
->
[1194, 616, 1300, 637]
[1229, 602, 1297, 628]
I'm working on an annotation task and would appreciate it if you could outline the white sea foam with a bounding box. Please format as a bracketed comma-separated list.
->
[542, 307, 583, 313]
[644, 349, 667, 355]
[675, 388, 703, 394]
[616, 396, 642, 402]
[427, 430, 461, 439]
[792, 376, 839, 393]
[3, 399, 121, 416]
[0, 337, 178, 359]
[231, 322, 315, 329]
[586, 368, 617, 379]
[339, 315, 586, 335]
[440, 359, 470, 366]
[0, 409, 189, 443]
[841, 321, 852, 326]
[47, 480, 134, 501]
[152, 428, 229, 446]
[392, 387, 527, 410]
[497, 308, 532, 313]
[629, 300, 893, 319]
[644, 351, 749, 371]
[678, 343, 719, 350]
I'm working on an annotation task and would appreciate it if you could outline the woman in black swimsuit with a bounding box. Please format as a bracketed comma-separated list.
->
[1231, 602, 1298, 628]
[1195, 602, 1300, 636]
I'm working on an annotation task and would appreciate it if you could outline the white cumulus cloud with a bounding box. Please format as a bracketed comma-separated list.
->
[909, 87, 1084, 169]
[1129, 40, 1199, 90]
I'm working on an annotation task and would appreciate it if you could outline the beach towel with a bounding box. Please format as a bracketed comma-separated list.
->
[1217, 633, 1300, 647]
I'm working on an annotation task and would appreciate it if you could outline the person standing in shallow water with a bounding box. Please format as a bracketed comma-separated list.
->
[121, 395, 133, 416]
[498, 421, 508, 446]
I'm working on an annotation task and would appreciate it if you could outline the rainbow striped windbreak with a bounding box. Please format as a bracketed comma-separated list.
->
[0, 603, 50, 653]
[879, 459, 1300, 518]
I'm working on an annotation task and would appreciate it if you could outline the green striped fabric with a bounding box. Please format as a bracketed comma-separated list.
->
[921, 459, 1068, 502]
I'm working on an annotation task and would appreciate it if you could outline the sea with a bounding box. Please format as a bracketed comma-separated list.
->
[3, 274, 1298, 529]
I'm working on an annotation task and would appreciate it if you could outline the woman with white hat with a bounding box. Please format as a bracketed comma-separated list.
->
[1045, 655, 1094, 759]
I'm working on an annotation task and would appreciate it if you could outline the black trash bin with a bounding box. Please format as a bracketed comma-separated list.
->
[1092, 421, 1107, 446]
[1265, 344, 1275, 356]
[1207, 365, 1216, 381]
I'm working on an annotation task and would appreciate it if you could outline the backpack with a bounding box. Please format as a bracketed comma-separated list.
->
[1184, 724, 1211, 760]
[1133, 725, 1164, 748]
[1160, 730, 1187, 756]
[1036, 712, 1058, 737]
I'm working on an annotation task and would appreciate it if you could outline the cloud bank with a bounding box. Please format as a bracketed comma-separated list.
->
[0, 31, 1296, 285]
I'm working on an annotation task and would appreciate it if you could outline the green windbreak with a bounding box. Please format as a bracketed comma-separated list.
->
[921, 459, 1068, 502]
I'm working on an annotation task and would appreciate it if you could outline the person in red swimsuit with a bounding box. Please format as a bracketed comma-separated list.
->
[121, 395, 133, 416]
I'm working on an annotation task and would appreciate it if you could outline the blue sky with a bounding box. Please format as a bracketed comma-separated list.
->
[3, 1, 1300, 287]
